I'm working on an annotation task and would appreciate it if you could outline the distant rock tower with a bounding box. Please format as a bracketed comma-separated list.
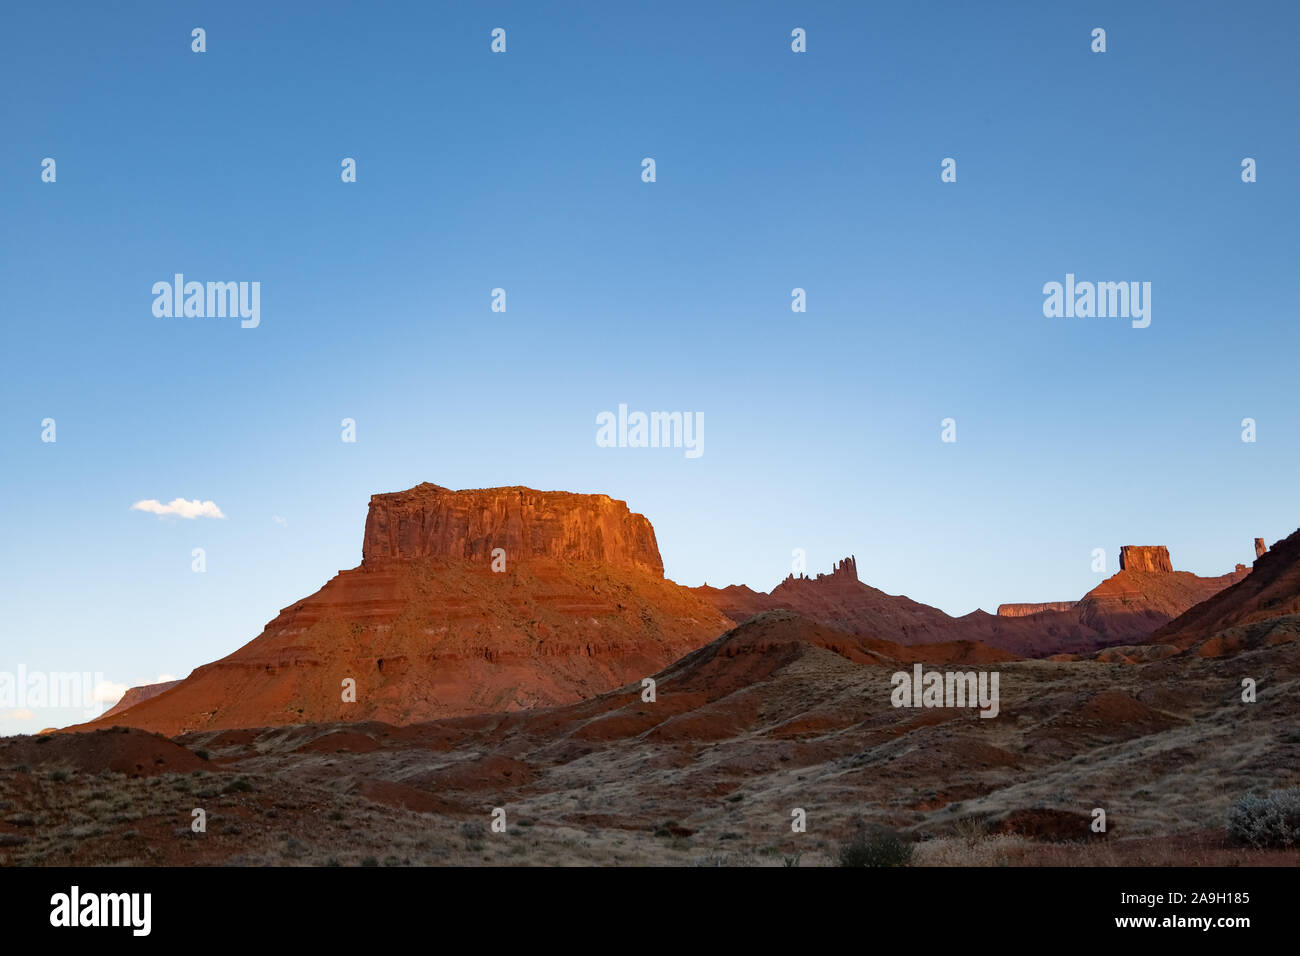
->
[786, 555, 859, 586]
[1255, 537, 1268, 559]
[833, 555, 858, 579]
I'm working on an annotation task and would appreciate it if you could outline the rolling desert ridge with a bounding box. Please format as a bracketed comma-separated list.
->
[2, 482, 1296, 868]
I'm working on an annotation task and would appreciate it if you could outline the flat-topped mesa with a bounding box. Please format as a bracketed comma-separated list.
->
[1119, 545, 1173, 573]
[997, 601, 1078, 617]
[361, 482, 664, 575]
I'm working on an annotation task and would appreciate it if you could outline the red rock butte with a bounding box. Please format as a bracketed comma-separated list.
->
[1119, 546, 1174, 573]
[362, 482, 664, 575]
[73, 483, 728, 735]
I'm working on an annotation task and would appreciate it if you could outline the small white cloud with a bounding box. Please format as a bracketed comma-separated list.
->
[273, 515, 287, 526]
[92, 680, 129, 705]
[131, 498, 226, 519]
[89, 676, 176, 711]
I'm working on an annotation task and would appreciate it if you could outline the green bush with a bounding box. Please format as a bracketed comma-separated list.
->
[1227, 789, 1300, 849]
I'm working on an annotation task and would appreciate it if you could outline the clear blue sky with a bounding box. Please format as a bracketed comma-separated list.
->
[2, 1, 1297, 734]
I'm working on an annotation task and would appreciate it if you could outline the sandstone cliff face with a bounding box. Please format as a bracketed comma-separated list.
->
[1256, 537, 1268, 558]
[362, 483, 663, 576]
[996, 602, 1077, 617]
[1119, 546, 1173, 573]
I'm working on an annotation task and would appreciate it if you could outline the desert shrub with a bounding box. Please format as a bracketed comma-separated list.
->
[221, 777, 253, 794]
[1226, 789, 1300, 849]
[952, 815, 988, 848]
[838, 825, 913, 867]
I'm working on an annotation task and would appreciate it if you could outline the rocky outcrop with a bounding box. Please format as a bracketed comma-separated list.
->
[1119, 546, 1173, 573]
[100, 680, 182, 720]
[362, 483, 663, 575]
[779, 555, 858, 586]
[1256, 537, 1268, 558]
[996, 601, 1077, 617]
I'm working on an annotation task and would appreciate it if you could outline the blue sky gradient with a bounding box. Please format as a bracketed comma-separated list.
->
[2, 1, 1298, 733]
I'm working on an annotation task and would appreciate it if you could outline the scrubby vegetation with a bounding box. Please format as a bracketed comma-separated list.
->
[838, 824, 913, 867]
[1226, 788, 1300, 849]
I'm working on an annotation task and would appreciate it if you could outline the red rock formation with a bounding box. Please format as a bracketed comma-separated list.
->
[694, 549, 1249, 657]
[778, 555, 858, 586]
[99, 680, 182, 720]
[692, 582, 773, 622]
[1073, 566, 1247, 636]
[1119, 546, 1173, 573]
[996, 602, 1078, 617]
[362, 483, 663, 575]
[73, 484, 728, 736]
[1255, 537, 1268, 558]
[79, 481, 1270, 737]
[1155, 526, 1300, 649]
